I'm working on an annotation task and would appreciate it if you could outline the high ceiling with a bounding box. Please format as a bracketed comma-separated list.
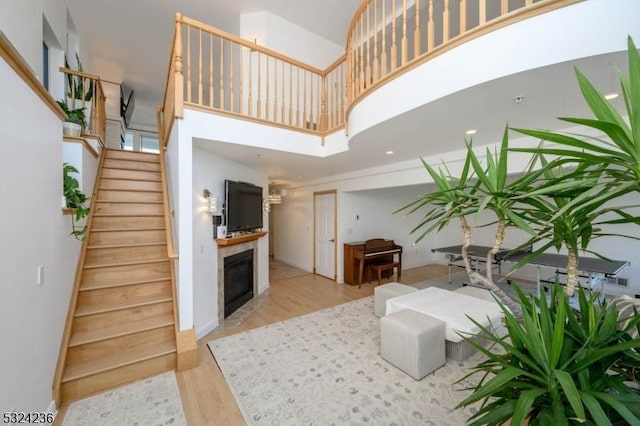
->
[67, 0, 361, 128]
[67, 1, 627, 187]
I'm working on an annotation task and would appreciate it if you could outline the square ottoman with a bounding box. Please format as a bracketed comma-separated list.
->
[374, 282, 418, 317]
[380, 309, 446, 380]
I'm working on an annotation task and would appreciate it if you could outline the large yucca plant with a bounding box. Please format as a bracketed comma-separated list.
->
[457, 284, 640, 425]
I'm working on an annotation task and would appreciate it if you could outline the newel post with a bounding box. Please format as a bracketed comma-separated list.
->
[174, 12, 184, 119]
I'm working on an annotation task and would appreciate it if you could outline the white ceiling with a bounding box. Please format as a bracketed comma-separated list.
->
[67, 1, 627, 187]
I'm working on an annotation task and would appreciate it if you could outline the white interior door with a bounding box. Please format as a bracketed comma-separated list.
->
[315, 192, 336, 279]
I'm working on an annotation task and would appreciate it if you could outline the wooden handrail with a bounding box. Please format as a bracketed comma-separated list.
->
[0, 32, 66, 121]
[159, 150, 179, 260]
[180, 15, 325, 75]
[60, 67, 107, 146]
[58, 67, 101, 81]
[344, 0, 584, 113]
[323, 54, 347, 76]
[159, 1, 582, 145]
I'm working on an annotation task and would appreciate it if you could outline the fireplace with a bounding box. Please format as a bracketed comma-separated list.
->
[223, 249, 254, 318]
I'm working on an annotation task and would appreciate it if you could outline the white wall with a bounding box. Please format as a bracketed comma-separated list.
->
[0, 59, 82, 415]
[192, 147, 269, 338]
[239, 11, 344, 70]
[274, 184, 441, 282]
[1, 0, 66, 81]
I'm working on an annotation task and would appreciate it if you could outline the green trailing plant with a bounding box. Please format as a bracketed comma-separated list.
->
[456, 283, 640, 425]
[63, 163, 90, 240]
[57, 99, 86, 129]
[65, 53, 94, 102]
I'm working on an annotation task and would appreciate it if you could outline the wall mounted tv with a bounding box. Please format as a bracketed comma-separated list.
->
[224, 180, 263, 233]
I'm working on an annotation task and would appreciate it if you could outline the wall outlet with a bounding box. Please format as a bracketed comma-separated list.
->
[37, 265, 44, 286]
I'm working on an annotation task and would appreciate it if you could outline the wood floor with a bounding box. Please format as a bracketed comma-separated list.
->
[175, 262, 450, 425]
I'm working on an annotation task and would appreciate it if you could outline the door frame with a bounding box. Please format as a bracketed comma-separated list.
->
[313, 189, 337, 280]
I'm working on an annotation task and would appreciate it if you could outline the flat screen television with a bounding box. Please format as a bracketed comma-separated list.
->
[224, 180, 263, 233]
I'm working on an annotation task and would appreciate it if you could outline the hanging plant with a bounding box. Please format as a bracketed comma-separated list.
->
[63, 163, 90, 240]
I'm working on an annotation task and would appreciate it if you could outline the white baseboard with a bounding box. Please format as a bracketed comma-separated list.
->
[47, 400, 57, 421]
[196, 319, 218, 340]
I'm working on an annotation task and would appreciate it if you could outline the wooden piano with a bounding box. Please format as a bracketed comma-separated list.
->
[343, 239, 403, 287]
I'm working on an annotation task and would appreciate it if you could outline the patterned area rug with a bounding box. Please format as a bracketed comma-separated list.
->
[62, 371, 187, 425]
[208, 296, 485, 425]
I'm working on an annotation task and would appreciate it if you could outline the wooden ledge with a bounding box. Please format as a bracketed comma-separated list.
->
[216, 231, 268, 247]
[64, 135, 100, 158]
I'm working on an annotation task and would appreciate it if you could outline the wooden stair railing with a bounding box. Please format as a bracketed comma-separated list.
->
[53, 149, 187, 404]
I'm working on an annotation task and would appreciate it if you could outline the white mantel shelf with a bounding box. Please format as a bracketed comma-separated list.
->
[215, 231, 268, 247]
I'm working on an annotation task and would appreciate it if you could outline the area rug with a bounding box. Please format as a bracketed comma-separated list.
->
[62, 371, 187, 426]
[208, 296, 484, 425]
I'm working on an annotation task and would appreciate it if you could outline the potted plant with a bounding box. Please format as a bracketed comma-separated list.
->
[457, 284, 640, 425]
[399, 37, 640, 424]
[63, 163, 90, 240]
[65, 53, 94, 131]
[57, 99, 86, 137]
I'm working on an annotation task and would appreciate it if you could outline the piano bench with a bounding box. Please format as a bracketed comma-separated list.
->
[369, 262, 401, 285]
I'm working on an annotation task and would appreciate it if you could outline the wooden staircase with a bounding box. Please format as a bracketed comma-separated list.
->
[57, 149, 178, 402]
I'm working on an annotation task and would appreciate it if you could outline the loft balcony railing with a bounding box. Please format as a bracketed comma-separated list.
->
[345, 0, 581, 111]
[159, 0, 581, 148]
[60, 67, 107, 145]
[158, 14, 346, 146]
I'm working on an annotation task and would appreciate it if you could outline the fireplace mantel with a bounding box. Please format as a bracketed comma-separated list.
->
[215, 231, 268, 247]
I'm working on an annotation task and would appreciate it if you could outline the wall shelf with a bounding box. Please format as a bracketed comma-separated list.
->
[216, 231, 267, 247]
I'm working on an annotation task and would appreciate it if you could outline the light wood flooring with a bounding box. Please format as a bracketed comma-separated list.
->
[176, 262, 450, 425]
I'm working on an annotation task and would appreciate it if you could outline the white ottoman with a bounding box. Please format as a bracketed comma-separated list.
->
[374, 282, 418, 317]
[454, 285, 495, 302]
[380, 309, 446, 380]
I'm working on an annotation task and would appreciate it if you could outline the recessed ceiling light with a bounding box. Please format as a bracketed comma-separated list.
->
[386, 150, 394, 155]
[605, 92, 619, 100]
[465, 129, 477, 135]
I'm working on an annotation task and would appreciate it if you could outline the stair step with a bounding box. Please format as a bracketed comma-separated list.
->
[95, 199, 163, 204]
[85, 246, 168, 267]
[105, 149, 159, 163]
[101, 168, 161, 182]
[69, 313, 174, 347]
[74, 301, 173, 334]
[84, 258, 170, 270]
[61, 353, 176, 402]
[94, 202, 164, 215]
[66, 326, 174, 366]
[80, 277, 172, 292]
[89, 229, 166, 246]
[82, 262, 171, 288]
[103, 158, 160, 172]
[87, 241, 166, 250]
[78, 280, 172, 305]
[63, 339, 176, 383]
[75, 293, 173, 317]
[96, 189, 163, 203]
[99, 178, 162, 192]
[92, 215, 165, 229]
[93, 213, 164, 217]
